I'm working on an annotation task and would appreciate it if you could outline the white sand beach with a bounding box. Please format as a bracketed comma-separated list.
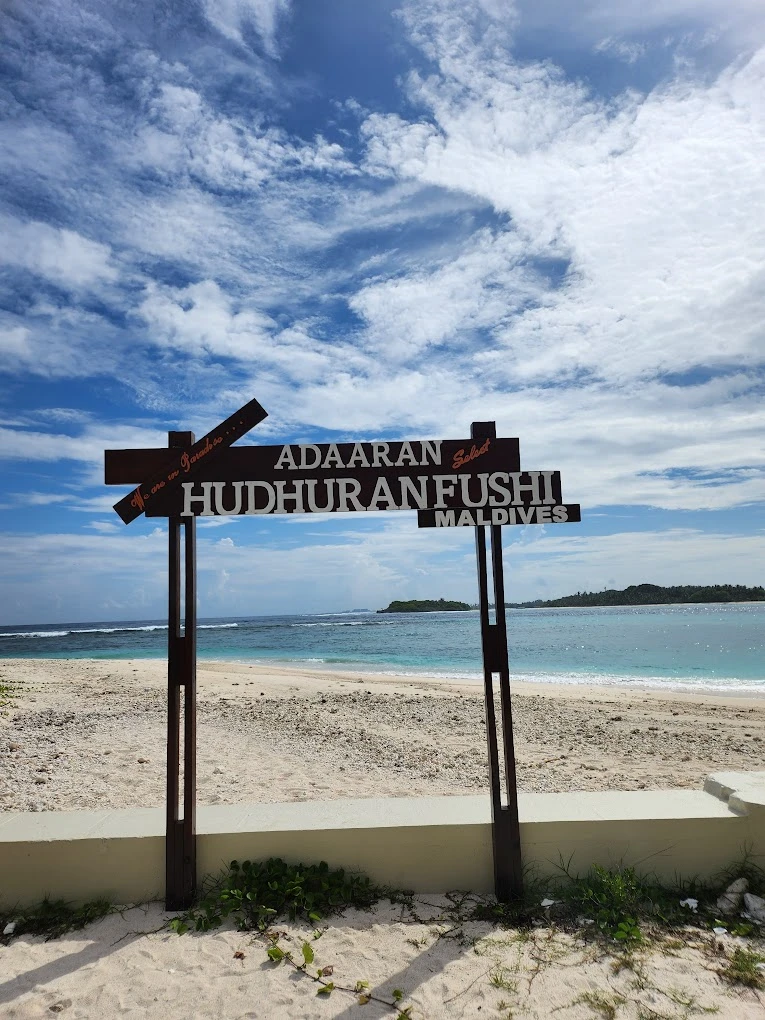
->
[1, 657, 764, 813]
[2, 658, 765, 1018]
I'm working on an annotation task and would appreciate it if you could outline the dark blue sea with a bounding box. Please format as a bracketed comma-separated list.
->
[1, 603, 764, 693]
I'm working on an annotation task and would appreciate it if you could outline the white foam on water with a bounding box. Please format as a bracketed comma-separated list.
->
[326, 666, 765, 693]
[77, 625, 167, 634]
[0, 622, 239, 639]
[0, 630, 71, 639]
[291, 621, 368, 627]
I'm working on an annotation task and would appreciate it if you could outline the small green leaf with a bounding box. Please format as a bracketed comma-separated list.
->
[317, 982, 334, 996]
[301, 942, 314, 966]
[358, 994, 371, 1004]
[392, 989, 404, 1001]
[267, 946, 284, 962]
[354, 980, 370, 992]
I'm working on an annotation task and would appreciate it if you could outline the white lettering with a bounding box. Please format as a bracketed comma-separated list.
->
[213, 481, 243, 516]
[274, 445, 297, 470]
[537, 506, 552, 524]
[322, 443, 344, 469]
[492, 508, 509, 525]
[435, 510, 456, 527]
[488, 472, 512, 506]
[337, 477, 365, 511]
[457, 509, 475, 527]
[420, 441, 442, 466]
[181, 481, 214, 516]
[244, 481, 276, 514]
[274, 480, 306, 514]
[299, 445, 322, 470]
[305, 479, 335, 512]
[458, 472, 489, 508]
[346, 443, 370, 469]
[399, 475, 429, 509]
[508, 471, 543, 506]
[395, 441, 418, 467]
[475, 507, 491, 526]
[370, 442, 393, 467]
[553, 505, 568, 522]
[368, 477, 399, 510]
[540, 471, 557, 505]
[433, 474, 458, 508]
[517, 506, 536, 524]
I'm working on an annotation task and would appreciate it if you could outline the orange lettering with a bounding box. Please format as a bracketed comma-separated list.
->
[452, 438, 490, 470]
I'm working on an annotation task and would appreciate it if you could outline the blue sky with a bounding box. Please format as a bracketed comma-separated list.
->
[1, 0, 764, 624]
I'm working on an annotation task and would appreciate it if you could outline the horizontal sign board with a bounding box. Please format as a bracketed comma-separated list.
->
[144, 468, 561, 518]
[106, 437, 525, 519]
[111, 397, 268, 524]
[106, 437, 520, 486]
[417, 504, 581, 528]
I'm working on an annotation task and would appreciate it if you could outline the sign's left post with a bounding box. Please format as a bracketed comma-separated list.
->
[166, 431, 197, 910]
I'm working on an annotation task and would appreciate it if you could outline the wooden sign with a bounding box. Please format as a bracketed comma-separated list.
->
[107, 437, 526, 519]
[418, 504, 581, 527]
[102, 402, 581, 910]
[110, 397, 268, 524]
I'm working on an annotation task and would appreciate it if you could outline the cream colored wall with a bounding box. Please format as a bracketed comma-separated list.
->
[1, 773, 763, 909]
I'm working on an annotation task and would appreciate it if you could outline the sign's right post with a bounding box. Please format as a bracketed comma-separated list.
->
[471, 421, 523, 901]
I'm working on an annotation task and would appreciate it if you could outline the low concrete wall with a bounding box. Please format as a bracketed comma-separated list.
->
[1, 772, 763, 908]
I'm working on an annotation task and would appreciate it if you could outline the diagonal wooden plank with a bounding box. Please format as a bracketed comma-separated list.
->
[111, 397, 267, 524]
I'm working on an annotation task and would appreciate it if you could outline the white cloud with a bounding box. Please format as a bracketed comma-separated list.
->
[0, 326, 32, 361]
[127, 80, 353, 190]
[138, 279, 275, 359]
[0, 423, 168, 471]
[362, 20, 765, 385]
[349, 228, 543, 359]
[557, 0, 765, 52]
[199, 0, 291, 55]
[0, 214, 117, 289]
[14, 493, 71, 507]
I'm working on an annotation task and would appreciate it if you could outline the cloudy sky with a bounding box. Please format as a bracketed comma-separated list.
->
[1, 0, 764, 624]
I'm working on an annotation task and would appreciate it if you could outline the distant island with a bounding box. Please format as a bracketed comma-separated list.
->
[376, 584, 765, 614]
[378, 599, 474, 613]
[505, 583, 765, 609]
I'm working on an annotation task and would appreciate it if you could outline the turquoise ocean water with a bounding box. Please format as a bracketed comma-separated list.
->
[1, 603, 764, 693]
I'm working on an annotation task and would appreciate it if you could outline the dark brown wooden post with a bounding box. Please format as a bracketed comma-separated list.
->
[472, 420, 523, 901]
[166, 430, 197, 910]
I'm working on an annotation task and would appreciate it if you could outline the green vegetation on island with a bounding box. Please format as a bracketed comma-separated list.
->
[505, 583, 765, 609]
[377, 598, 474, 613]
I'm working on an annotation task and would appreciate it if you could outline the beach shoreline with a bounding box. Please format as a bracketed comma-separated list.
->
[2, 657, 764, 815]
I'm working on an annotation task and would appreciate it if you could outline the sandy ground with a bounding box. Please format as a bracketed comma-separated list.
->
[2, 658, 765, 1019]
[1, 657, 764, 812]
[2, 901, 764, 1019]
